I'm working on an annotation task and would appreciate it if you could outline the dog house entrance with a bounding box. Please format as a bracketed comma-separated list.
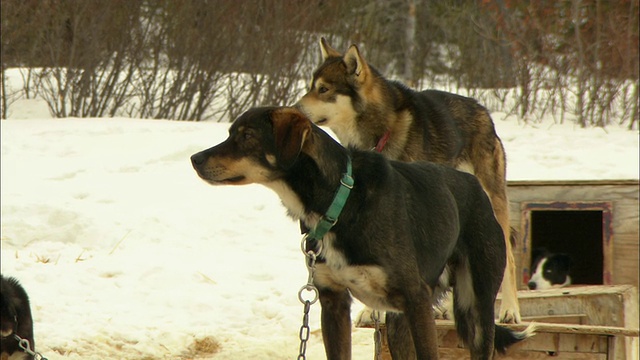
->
[521, 202, 613, 287]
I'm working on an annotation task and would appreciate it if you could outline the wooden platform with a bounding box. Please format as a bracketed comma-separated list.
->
[436, 321, 639, 360]
[360, 321, 639, 360]
[356, 285, 639, 359]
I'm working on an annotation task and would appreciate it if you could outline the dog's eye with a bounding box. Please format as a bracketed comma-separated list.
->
[318, 85, 329, 94]
[243, 132, 253, 140]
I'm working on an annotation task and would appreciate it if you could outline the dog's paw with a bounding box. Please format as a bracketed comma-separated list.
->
[498, 309, 521, 324]
[354, 307, 383, 327]
[433, 292, 454, 320]
[355, 307, 374, 327]
[433, 306, 448, 319]
[499, 288, 522, 323]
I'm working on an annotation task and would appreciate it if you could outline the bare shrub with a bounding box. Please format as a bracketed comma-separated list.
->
[1, 0, 637, 128]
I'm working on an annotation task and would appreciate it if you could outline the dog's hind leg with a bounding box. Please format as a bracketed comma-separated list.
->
[498, 234, 520, 324]
[386, 312, 417, 359]
[470, 136, 520, 324]
[319, 288, 352, 360]
[491, 193, 520, 324]
[490, 187, 520, 324]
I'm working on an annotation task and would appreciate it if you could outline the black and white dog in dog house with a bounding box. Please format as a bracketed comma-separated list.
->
[528, 248, 572, 290]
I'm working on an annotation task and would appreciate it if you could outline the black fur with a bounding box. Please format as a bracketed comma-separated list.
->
[1, 275, 34, 360]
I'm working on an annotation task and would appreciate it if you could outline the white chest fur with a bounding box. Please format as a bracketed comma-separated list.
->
[313, 235, 396, 312]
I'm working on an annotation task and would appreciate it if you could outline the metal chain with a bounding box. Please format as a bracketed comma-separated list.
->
[15, 334, 48, 360]
[372, 310, 382, 360]
[297, 300, 312, 359]
[297, 235, 322, 360]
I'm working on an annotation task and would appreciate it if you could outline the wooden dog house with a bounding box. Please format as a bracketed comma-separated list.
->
[357, 179, 640, 359]
[507, 179, 639, 290]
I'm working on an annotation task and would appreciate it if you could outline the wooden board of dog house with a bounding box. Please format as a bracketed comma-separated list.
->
[362, 321, 639, 360]
[357, 285, 639, 359]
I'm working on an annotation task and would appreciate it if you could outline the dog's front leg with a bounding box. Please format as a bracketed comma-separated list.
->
[405, 286, 439, 359]
[387, 312, 417, 359]
[319, 287, 352, 360]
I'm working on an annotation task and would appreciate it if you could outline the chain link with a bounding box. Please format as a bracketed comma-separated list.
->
[297, 300, 312, 360]
[15, 334, 48, 360]
[297, 235, 322, 359]
[372, 310, 382, 360]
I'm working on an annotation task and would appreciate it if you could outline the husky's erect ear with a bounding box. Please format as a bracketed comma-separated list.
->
[271, 108, 312, 169]
[344, 44, 368, 82]
[320, 37, 341, 61]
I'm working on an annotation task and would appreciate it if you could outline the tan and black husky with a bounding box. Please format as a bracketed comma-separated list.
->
[296, 38, 521, 324]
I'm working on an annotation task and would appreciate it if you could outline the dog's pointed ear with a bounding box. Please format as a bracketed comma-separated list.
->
[271, 108, 312, 169]
[320, 37, 341, 61]
[344, 44, 368, 82]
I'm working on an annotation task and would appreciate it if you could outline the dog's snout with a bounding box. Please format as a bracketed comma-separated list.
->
[527, 281, 536, 290]
[191, 152, 206, 166]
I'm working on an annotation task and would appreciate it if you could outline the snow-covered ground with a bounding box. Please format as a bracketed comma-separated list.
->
[1, 96, 638, 359]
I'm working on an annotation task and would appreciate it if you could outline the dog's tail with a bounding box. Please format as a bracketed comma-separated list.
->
[494, 322, 536, 354]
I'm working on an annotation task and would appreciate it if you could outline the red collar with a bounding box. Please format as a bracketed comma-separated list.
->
[374, 130, 391, 152]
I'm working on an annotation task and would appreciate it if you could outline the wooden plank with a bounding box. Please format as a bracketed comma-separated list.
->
[509, 332, 609, 353]
[527, 324, 639, 337]
[613, 238, 640, 287]
[622, 286, 640, 329]
[521, 314, 588, 324]
[438, 328, 611, 353]
[501, 285, 634, 299]
[434, 320, 640, 337]
[604, 225, 615, 286]
[508, 180, 639, 187]
[498, 285, 634, 301]
[439, 347, 607, 360]
[617, 233, 640, 247]
[503, 351, 607, 360]
[507, 185, 638, 205]
[582, 294, 627, 326]
[612, 202, 639, 233]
